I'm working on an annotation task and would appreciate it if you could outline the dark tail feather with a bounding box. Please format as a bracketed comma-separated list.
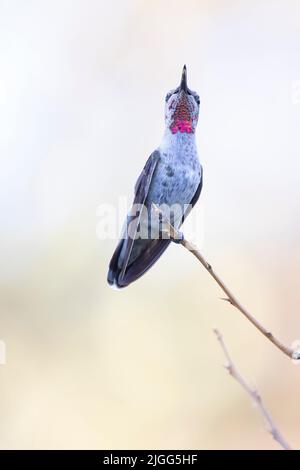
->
[107, 239, 125, 288]
[119, 239, 171, 287]
[107, 239, 171, 288]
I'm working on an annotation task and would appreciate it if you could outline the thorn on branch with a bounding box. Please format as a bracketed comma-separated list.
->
[220, 297, 234, 305]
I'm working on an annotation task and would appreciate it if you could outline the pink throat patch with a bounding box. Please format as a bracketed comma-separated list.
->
[171, 119, 193, 134]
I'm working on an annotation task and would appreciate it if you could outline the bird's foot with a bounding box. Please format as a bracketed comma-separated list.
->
[171, 231, 184, 244]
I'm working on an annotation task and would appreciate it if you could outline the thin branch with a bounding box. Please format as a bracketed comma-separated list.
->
[152, 203, 300, 361]
[214, 329, 292, 450]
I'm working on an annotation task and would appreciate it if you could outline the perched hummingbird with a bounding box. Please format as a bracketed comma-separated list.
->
[108, 65, 203, 288]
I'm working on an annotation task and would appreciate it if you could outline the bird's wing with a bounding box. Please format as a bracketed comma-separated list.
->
[108, 159, 203, 288]
[115, 150, 160, 283]
[120, 170, 203, 287]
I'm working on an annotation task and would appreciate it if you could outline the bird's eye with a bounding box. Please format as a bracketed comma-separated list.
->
[194, 94, 200, 105]
[165, 87, 179, 102]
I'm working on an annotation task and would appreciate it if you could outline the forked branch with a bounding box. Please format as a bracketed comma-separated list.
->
[214, 329, 292, 450]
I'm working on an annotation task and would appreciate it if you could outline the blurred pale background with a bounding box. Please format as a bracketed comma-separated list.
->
[1, 0, 300, 450]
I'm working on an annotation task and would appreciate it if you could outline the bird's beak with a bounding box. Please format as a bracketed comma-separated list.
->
[180, 65, 188, 93]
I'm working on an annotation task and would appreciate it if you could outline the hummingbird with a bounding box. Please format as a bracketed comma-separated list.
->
[107, 65, 203, 288]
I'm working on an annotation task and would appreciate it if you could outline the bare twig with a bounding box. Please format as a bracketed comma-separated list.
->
[214, 329, 292, 450]
[152, 203, 300, 361]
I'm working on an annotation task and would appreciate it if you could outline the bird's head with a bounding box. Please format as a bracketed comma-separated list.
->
[164, 65, 200, 135]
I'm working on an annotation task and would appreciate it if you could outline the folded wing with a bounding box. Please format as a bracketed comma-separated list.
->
[107, 152, 203, 288]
